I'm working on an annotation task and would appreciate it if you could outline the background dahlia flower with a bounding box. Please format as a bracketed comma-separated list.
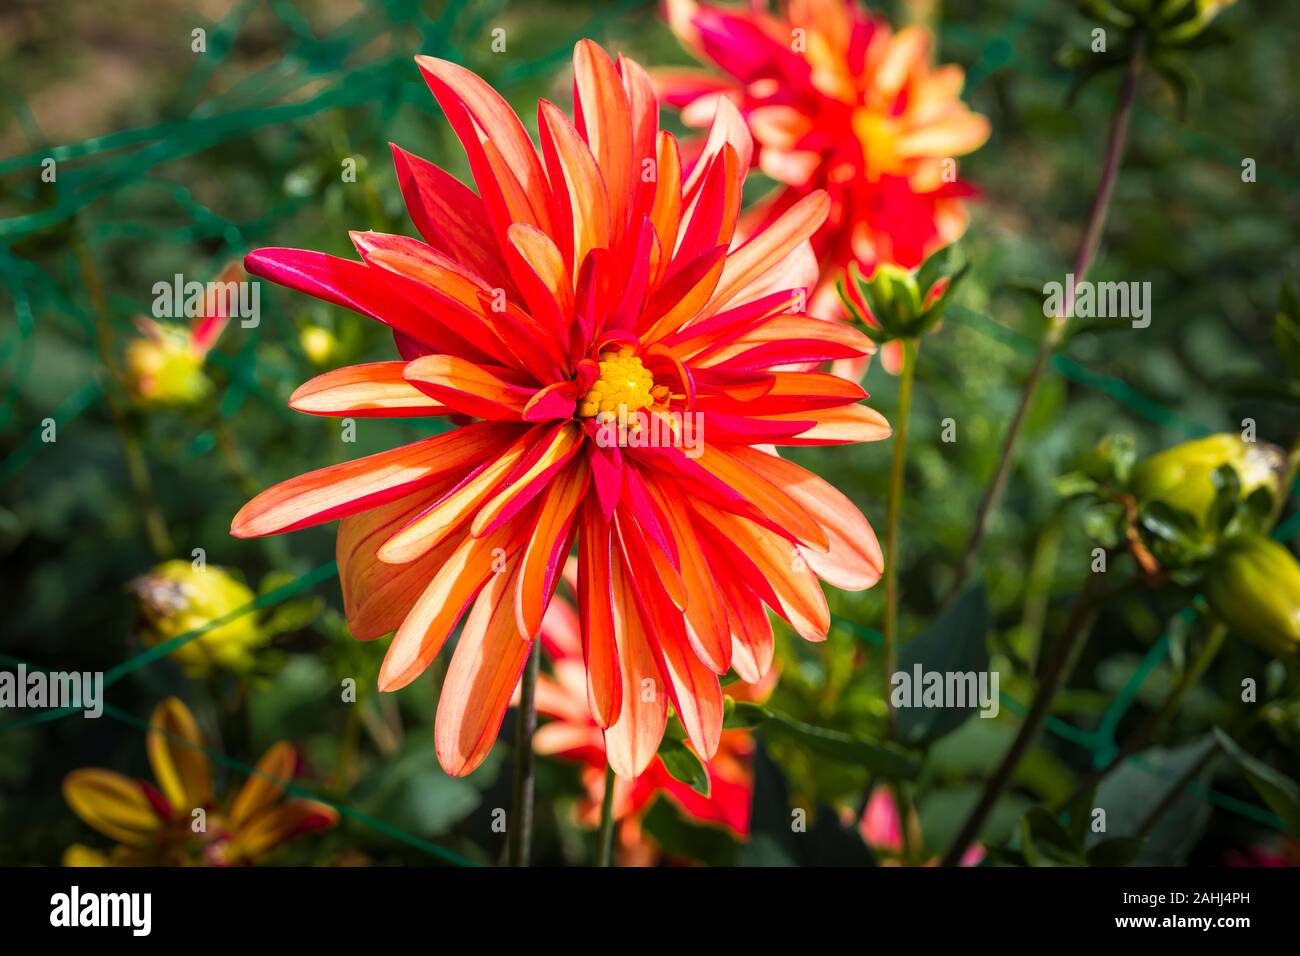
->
[63, 698, 336, 866]
[659, 0, 989, 371]
[232, 40, 887, 781]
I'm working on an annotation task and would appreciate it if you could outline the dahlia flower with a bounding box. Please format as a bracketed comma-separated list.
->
[63, 698, 336, 866]
[659, 0, 989, 370]
[232, 40, 886, 780]
[533, 589, 766, 863]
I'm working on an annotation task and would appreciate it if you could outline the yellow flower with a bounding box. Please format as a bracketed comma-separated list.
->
[130, 560, 268, 677]
[63, 698, 337, 866]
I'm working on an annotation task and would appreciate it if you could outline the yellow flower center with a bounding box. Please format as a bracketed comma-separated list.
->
[577, 348, 658, 422]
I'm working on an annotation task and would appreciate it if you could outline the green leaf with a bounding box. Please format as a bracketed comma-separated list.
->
[723, 699, 769, 730]
[761, 711, 921, 780]
[1214, 729, 1300, 835]
[895, 586, 992, 746]
[1021, 806, 1083, 866]
[1275, 280, 1300, 381]
[658, 737, 710, 797]
[914, 243, 959, 300]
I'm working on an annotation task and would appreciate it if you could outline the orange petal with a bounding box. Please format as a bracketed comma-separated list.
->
[574, 39, 634, 242]
[229, 741, 295, 827]
[602, 554, 668, 778]
[539, 100, 611, 277]
[378, 523, 520, 692]
[578, 499, 623, 729]
[337, 483, 462, 639]
[290, 362, 448, 417]
[734, 447, 883, 590]
[435, 559, 535, 776]
[514, 459, 588, 640]
[376, 430, 536, 564]
[706, 191, 829, 316]
[762, 403, 893, 445]
[230, 421, 513, 538]
[403, 355, 534, 421]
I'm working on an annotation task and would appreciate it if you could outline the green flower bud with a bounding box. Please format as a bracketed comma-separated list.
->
[125, 323, 213, 408]
[130, 561, 265, 676]
[1205, 534, 1300, 659]
[1131, 433, 1283, 528]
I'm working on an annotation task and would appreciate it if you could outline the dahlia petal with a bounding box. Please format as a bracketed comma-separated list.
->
[681, 93, 752, 202]
[146, 698, 213, 812]
[647, 479, 732, 673]
[231, 800, 337, 859]
[415, 55, 551, 232]
[244, 248, 474, 357]
[377, 429, 536, 563]
[641, 245, 727, 342]
[578, 500, 623, 728]
[762, 403, 893, 445]
[718, 572, 774, 683]
[648, 132, 684, 281]
[574, 39, 634, 242]
[514, 458, 588, 640]
[506, 222, 573, 337]
[896, 112, 991, 160]
[229, 741, 294, 827]
[539, 100, 611, 278]
[473, 422, 584, 537]
[620, 535, 723, 760]
[695, 502, 830, 642]
[403, 354, 535, 421]
[695, 444, 829, 551]
[289, 362, 448, 418]
[732, 446, 883, 590]
[706, 191, 829, 315]
[522, 381, 578, 422]
[435, 558, 535, 776]
[337, 483, 460, 640]
[390, 143, 511, 291]
[603, 554, 668, 778]
[62, 770, 166, 847]
[378, 523, 520, 692]
[230, 422, 513, 538]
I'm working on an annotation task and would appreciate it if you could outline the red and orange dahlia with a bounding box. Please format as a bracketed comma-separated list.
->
[659, 0, 989, 365]
[231, 40, 886, 780]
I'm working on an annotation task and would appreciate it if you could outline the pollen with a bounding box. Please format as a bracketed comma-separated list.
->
[577, 347, 656, 421]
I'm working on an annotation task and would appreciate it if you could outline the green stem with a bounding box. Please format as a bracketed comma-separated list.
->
[948, 37, 1146, 600]
[76, 235, 173, 559]
[595, 762, 616, 867]
[941, 571, 1106, 866]
[506, 641, 540, 867]
[883, 338, 918, 739]
[1054, 622, 1227, 812]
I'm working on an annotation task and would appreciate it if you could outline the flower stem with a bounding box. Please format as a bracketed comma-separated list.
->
[948, 37, 1146, 600]
[506, 640, 540, 867]
[1053, 621, 1227, 812]
[595, 762, 617, 867]
[940, 571, 1105, 866]
[75, 235, 173, 559]
[883, 338, 918, 739]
